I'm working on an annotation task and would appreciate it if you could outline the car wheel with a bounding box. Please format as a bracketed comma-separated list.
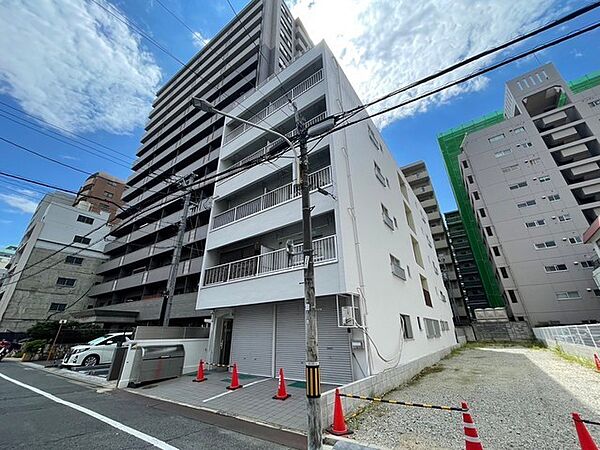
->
[82, 355, 99, 367]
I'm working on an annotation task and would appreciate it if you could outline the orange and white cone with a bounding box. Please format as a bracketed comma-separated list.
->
[573, 413, 599, 450]
[594, 354, 600, 372]
[327, 389, 352, 436]
[462, 402, 483, 450]
[192, 359, 207, 382]
[273, 368, 291, 400]
[227, 363, 242, 390]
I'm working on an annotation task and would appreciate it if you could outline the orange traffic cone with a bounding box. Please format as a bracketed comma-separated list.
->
[327, 389, 352, 436]
[227, 363, 243, 390]
[594, 354, 600, 372]
[273, 368, 291, 400]
[573, 413, 599, 450]
[462, 402, 483, 450]
[192, 359, 206, 382]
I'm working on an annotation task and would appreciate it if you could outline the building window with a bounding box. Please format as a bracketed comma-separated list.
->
[382, 204, 394, 230]
[509, 181, 528, 190]
[534, 240, 557, 250]
[76, 215, 94, 225]
[492, 246, 501, 256]
[514, 127, 525, 134]
[390, 254, 406, 280]
[104, 191, 114, 198]
[580, 260, 595, 268]
[65, 256, 84, 265]
[479, 208, 486, 218]
[588, 99, 600, 108]
[73, 235, 91, 245]
[48, 302, 67, 312]
[99, 203, 111, 211]
[473, 191, 480, 200]
[462, 160, 469, 169]
[556, 291, 581, 300]
[485, 226, 494, 237]
[488, 133, 505, 143]
[400, 314, 413, 339]
[498, 267, 508, 278]
[507, 289, 518, 303]
[368, 125, 381, 151]
[557, 214, 571, 222]
[538, 175, 551, 183]
[528, 157, 542, 165]
[421, 275, 432, 307]
[107, 180, 117, 187]
[544, 264, 568, 273]
[374, 161, 387, 186]
[525, 219, 546, 228]
[424, 318, 441, 339]
[568, 236, 583, 245]
[594, 289, 600, 297]
[417, 316, 422, 331]
[467, 175, 474, 184]
[517, 199, 536, 208]
[547, 194, 560, 202]
[501, 164, 520, 173]
[516, 142, 533, 149]
[494, 148, 512, 158]
[56, 277, 76, 287]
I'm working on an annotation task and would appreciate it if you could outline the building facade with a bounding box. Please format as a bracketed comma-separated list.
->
[444, 64, 600, 326]
[196, 42, 456, 385]
[84, 0, 313, 326]
[0, 192, 111, 333]
[401, 161, 468, 323]
[74, 172, 126, 221]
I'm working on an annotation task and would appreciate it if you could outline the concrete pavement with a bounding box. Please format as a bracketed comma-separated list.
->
[0, 361, 295, 449]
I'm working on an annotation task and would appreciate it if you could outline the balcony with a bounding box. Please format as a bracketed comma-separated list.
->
[223, 69, 323, 145]
[203, 235, 337, 286]
[213, 166, 332, 229]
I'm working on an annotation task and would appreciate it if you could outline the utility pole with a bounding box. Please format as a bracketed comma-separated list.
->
[296, 110, 322, 450]
[161, 175, 195, 327]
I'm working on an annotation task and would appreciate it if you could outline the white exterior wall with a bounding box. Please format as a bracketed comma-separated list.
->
[196, 43, 456, 380]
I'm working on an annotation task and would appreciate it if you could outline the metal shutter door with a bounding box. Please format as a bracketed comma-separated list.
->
[275, 299, 353, 385]
[230, 304, 273, 377]
[275, 300, 306, 381]
[317, 299, 353, 384]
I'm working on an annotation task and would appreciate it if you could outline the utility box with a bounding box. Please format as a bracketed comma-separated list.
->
[130, 345, 185, 386]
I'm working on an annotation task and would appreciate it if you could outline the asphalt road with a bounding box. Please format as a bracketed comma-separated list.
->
[0, 361, 292, 450]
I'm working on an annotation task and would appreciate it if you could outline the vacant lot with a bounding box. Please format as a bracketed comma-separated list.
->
[351, 345, 600, 449]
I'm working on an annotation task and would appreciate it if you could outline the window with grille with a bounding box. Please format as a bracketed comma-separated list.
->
[65, 256, 83, 265]
[544, 264, 568, 273]
[400, 314, 413, 339]
[56, 277, 76, 287]
[73, 235, 91, 245]
[76, 215, 94, 225]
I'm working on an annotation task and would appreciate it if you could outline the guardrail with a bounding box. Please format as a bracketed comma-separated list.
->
[203, 235, 337, 286]
[533, 323, 600, 348]
[224, 69, 324, 144]
[212, 165, 332, 229]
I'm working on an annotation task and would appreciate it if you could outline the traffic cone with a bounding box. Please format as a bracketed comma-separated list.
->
[227, 363, 242, 390]
[273, 368, 291, 400]
[327, 389, 352, 436]
[192, 359, 206, 382]
[462, 402, 483, 450]
[573, 413, 599, 450]
[594, 354, 600, 372]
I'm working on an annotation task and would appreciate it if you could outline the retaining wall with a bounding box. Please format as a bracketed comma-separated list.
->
[534, 324, 600, 361]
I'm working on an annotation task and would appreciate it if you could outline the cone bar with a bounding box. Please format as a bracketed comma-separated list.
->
[573, 413, 599, 450]
[273, 368, 291, 400]
[327, 389, 352, 436]
[227, 363, 243, 390]
[192, 359, 207, 382]
[594, 354, 600, 372]
[462, 402, 483, 450]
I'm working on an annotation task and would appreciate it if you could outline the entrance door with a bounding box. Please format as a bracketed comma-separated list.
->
[219, 319, 233, 366]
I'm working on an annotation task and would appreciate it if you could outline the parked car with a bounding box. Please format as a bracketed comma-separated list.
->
[62, 332, 132, 367]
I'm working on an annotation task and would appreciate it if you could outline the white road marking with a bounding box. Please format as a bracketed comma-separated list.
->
[0, 373, 179, 450]
[202, 378, 270, 403]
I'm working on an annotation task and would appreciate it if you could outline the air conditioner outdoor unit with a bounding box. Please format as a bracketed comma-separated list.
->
[336, 294, 361, 328]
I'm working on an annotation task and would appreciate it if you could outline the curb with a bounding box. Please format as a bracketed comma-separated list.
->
[20, 361, 115, 389]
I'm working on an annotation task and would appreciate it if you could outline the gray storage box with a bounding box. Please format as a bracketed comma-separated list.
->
[131, 345, 185, 386]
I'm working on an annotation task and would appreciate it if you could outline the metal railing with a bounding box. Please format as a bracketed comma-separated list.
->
[228, 112, 327, 171]
[533, 324, 600, 348]
[224, 69, 324, 144]
[203, 235, 337, 286]
[212, 165, 332, 229]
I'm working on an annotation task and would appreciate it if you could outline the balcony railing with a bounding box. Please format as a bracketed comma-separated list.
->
[212, 165, 332, 229]
[224, 69, 324, 144]
[228, 112, 327, 172]
[203, 235, 337, 286]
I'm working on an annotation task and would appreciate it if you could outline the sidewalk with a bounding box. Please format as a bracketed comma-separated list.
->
[128, 369, 335, 432]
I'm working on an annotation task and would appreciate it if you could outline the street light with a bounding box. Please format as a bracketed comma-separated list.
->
[193, 97, 335, 450]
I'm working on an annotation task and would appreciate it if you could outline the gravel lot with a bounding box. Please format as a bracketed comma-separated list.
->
[350, 345, 600, 449]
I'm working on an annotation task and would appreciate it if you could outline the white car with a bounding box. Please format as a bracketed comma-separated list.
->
[62, 332, 132, 367]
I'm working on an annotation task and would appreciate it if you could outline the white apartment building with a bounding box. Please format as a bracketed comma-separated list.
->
[196, 42, 456, 385]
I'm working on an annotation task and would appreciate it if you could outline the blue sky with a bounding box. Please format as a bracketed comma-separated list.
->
[0, 0, 598, 246]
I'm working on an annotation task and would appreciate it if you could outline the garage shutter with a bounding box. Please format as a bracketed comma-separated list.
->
[230, 304, 273, 377]
[275, 299, 353, 385]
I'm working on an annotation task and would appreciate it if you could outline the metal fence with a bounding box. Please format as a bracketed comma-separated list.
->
[533, 324, 600, 349]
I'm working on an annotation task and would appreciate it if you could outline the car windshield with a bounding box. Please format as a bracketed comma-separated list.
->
[87, 336, 109, 346]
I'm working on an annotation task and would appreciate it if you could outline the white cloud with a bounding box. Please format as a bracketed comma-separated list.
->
[0, 0, 162, 134]
[61, 154, 80, 161]
[0, 193, 39, 214]
[290, 0, 560, 128]
[192, 31, 210, 49]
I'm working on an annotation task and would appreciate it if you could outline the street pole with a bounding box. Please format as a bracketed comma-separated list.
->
[296, 113, 322, 450]
[47, 319, 67, 362]
[161, 175, 194, 327]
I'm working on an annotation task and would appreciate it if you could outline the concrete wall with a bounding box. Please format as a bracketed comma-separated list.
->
[472, 322, 534, 341]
